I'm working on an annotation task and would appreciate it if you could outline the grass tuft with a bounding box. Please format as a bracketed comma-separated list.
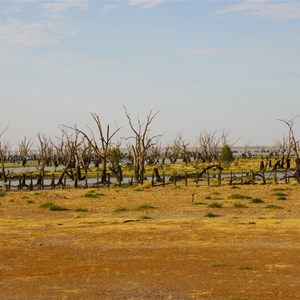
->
[114, 207, 129, 212]
[83, 192, 101, 198]
[133, 204, 155, 211]
[75, 208, 88, 212]
[211, 262, 225, 267]
[229, 194, 252, 200]
[205, 212, 220, 218]
[40, 202, 68, 211]
[251, 198, 264, 203]
[234, 202, 247, 208]
[273, 192, 288, 197]
[208, 202, 222, 208]
[264, 204, 283, 209]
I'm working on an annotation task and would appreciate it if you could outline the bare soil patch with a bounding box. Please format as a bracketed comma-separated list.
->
[0, 184, 300, 299]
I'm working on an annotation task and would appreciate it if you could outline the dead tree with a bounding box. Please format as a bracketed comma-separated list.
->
[0, 124, 10, 183]
[52, 127, 81, 186]
[124, 106, 161, 183]
[196, 130, 219, 162]
[18, 137, 32, 166]
[277, 116, 300, 182]
[75, 113, 121, 183]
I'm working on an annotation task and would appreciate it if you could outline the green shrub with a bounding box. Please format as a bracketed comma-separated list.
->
[39, 202, 55, 208]
[27, 200, 35, 204]
[205, 212, 219, 218]
[0, 191, 6, 197]
[251, 198, 264, 203]
[229, 194, 252, 200]
[83, 192, 99, 198]
[273, 192, 288, 197]
[192, 201, 206, 205]
[264, 204, 283, 209]
[39, 202, 68, 211]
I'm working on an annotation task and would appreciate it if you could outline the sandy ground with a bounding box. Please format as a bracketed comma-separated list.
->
[0, 184, 300, 300]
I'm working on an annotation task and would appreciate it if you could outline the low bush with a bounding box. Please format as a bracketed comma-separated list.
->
[229, 194, 252, 200]
[251, 198, 264, 203]
[208, 202, 222, 208]
[40, 202, 68, 211]
[204, 212, 219, 218]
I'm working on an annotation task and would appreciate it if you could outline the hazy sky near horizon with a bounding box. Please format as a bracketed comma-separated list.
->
[1, 0, 300, 148]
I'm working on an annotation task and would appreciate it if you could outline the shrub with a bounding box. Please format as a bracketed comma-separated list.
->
[84, 192, 101, 198]
[48, 204, 68, 211]
[39, 202, 68, 211]
[277, 197, 287, 201]
[39, 202, 55, 209]
[264, 204, 283, 209]
[205, 212, 219, 218]
[219, 143, 234, 163]
[27, 200, 35, 204]
[251, 198, 264, 203]
[192, 201, 206, 205]
[229, 194, 252, 200]
[273, 192, 288, 197]
[208, 202, 222, 208]
[0, 191, 6, 197]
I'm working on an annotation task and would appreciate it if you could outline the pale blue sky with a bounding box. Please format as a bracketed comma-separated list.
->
[1, 0, 300, 148]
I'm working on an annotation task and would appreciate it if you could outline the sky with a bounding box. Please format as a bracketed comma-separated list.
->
[0, 0, 300, 149]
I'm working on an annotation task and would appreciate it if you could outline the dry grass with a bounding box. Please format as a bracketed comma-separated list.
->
[0, 184, 300, 299]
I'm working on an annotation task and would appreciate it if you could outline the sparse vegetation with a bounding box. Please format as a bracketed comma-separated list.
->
[211, 262, 225, 267]
[114, 206, 129, 212]
[264, 204, 284, 209]
[39, 202, 68, 211]
[236, 265, 252, 270]
[208, 202, 222, 208]
[140, 215, 151, 220]
[133, 204, 155, 211]
[251, 198, 264, 203]
[205, 212, 220, 218]
[273, 192, 288, 197]
[83, 192, 103, 198]
[75, 208, 88, 212]
[229, 194, 252, 200]
[234, 202, 247, 208]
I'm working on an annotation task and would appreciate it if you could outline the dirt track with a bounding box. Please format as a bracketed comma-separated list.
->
[0, 185, 300, 299]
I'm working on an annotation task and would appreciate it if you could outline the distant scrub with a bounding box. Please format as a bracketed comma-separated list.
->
[229, 194, 252, 200]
